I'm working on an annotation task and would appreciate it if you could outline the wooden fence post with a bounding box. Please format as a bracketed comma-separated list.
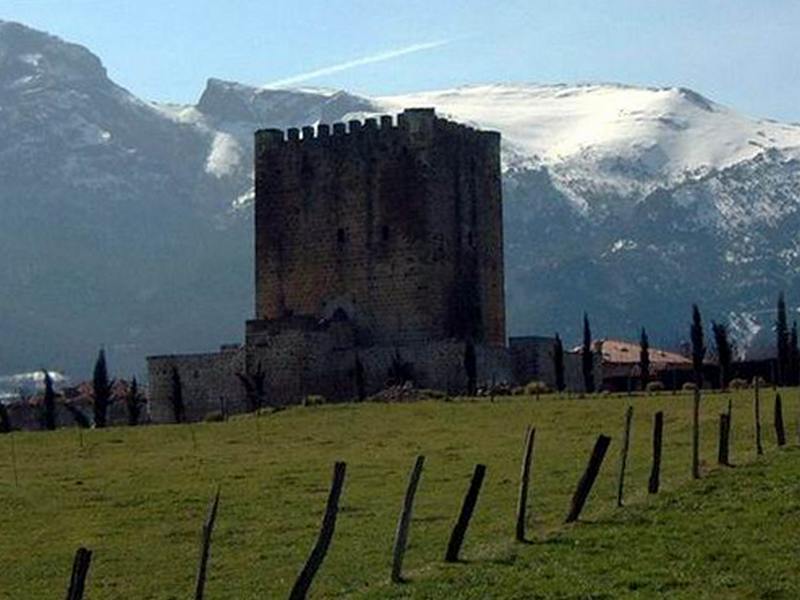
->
[391, 455, 425, 583]
[648, 412, 663, 494]
[565, 435, 611, 523]
[289, 461, 347, 600]
[516, 426, 536, 541]
[755, 379, 764, 456]
[775, 393, 786, 447]
[616, 406, 634, 507]
[692, 388, 701, 479]
[194, 486, 221, 600]
[65, 547, 92, 600]
[445, 464, 487, 562]
[718, 414, 730, 466]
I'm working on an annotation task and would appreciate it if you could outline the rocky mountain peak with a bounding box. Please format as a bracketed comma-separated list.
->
[197, 77, 377, 126]
[0, 20, 108, 89]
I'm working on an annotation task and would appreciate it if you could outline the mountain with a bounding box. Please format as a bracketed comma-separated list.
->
[1, 21, 798, 381]
[0, 21, 375, 380]
[365, 85, 800, 353]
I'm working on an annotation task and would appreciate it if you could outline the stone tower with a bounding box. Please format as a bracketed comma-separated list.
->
[250, 108, 505, 348]
[148, 108, 511, 421]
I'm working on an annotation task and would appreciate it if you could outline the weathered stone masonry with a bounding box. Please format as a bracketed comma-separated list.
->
[148, 109, 513, 422]
[253, 108, 505, 347]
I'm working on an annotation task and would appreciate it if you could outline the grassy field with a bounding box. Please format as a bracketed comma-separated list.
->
[1, 389, 799, 599]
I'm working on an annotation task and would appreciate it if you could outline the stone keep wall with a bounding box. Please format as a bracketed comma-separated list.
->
[146, 336, 512, 422]
[254, 109, 506, 348]
[509, 336, 558, 388]
[147, 348, 246, 423]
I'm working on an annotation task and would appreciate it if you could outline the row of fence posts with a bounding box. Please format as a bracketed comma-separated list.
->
[62, 385, 795, 599]
[616, 381, 793, 508]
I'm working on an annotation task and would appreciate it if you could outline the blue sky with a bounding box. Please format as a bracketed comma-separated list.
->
[2, 0, 799, 120]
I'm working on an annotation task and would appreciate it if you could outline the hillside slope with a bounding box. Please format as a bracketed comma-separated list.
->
[0, 391, 797, 598]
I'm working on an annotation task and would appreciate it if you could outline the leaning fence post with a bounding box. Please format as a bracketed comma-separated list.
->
[565, 435, 611, 523]
[774, 393, 786, 447]
[648, 412, 663, 494]
[692, 388, 701, 479]
[194, 486, 221, 600]
[616, 406, 634, 507]
[65, 547, 93, 600]
[289, 461, 347, 600]
[718, 414, 730, 466]
[516, 426, 536, 541]
[391, 455, 425, 583]
[755, 379, 764, 456]
[445, 464, 487, 562]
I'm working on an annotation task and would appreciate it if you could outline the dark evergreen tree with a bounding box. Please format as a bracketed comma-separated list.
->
[388, 350, 414, 386]
[236, 362, 267, 412]
[464, 340, 477, 396]
[42, 369, 57, 431]
[0, 403, 11, 433]
[712, 321, 733, 390]
[64, 403, 91, 429]
[170, 366, 185, 423]
[776, 292, 790, 385]
[581, 313, 595, 393]
[790, 321, 799, 386]
[690, 304, 706, 387]
[639, 327, 650, 390]
[92, 348, 114, 428]
[126, 377, 143, 426]
[553, 333, 565, 393]
[354, 355, 366, 402]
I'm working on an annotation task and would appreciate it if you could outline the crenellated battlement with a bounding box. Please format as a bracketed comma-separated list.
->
[255, 108, 499, 154]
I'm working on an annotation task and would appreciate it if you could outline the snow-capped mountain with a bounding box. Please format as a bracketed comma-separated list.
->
[1, 20, 797, 379]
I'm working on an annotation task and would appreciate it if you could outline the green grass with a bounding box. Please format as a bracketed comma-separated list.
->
[1, 389, 799, 599]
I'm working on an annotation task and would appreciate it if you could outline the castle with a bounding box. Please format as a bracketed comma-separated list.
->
[147, 108, 515, 422]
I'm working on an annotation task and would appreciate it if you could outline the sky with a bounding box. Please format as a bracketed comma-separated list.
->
[1, 0, 799, 121]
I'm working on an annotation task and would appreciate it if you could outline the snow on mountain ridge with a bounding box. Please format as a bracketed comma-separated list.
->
[370, 83, 800, 182]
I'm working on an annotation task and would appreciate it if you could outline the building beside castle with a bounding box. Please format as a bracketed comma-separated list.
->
[147, 108, 513, 422]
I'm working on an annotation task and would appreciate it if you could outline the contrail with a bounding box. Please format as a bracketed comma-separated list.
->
[263, 40, 450, 88]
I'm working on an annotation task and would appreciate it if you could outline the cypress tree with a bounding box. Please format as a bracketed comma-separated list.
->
[92, 348, 113, 428]
[126, 377, 143, 426]
[42, 369, 57, 431]
[639, 327, 650, 390]
[553, 333, 565, 393]
[65, 403, 91, 429]
[582, 313, 595, 393]
[354, 355, 366, 402]
[690, 304, 706, 388]
[236, 362, 267, 412]
[170, 366, 185, 423]
[776, 292, 789, 385]
[712, 321, 733, 390]
[464, 340, 477, 396]
[0, 402, 11, 433]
